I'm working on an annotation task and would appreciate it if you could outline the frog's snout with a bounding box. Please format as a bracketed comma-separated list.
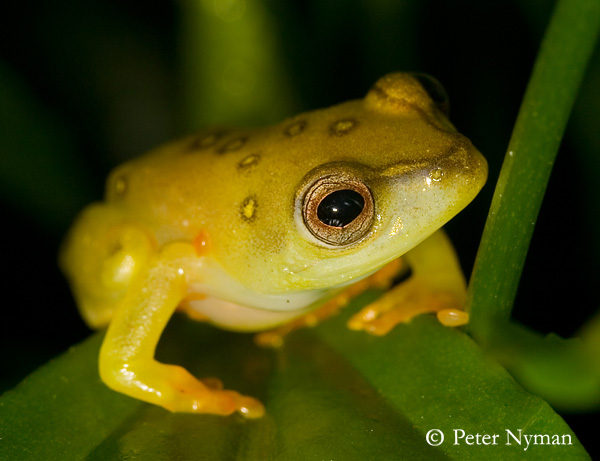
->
[424, 140, 487, 211]
[449, 140, 488, 195]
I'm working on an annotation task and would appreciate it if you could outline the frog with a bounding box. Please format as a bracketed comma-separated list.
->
[60, 73, 487, 419]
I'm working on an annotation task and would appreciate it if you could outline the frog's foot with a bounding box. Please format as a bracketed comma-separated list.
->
[161, 366, 265, 418]
[347, 277, 468, 335]
[101, 361, 265, 418]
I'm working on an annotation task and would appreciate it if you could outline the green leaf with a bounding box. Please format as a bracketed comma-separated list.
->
[0, 295, 589, 459]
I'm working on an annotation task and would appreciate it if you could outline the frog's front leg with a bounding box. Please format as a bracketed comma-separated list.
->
[348, 230, 469, 335]
[99, 242, 264, 418]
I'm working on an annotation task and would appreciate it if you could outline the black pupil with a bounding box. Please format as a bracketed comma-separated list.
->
[317, 189, 365, 227]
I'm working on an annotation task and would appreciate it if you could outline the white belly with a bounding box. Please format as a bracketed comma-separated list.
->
[186, 296, 312, 332]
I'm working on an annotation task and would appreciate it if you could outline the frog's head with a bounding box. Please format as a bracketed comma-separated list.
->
[59, 204, 156, 328]
[228, 73, 487, 294]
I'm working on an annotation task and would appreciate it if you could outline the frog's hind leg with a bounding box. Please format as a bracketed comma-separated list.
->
[254, 258, 405, 348]
[348, 230, 469, 335]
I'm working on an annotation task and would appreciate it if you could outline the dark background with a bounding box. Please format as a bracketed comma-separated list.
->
[1, 0, 598, 454]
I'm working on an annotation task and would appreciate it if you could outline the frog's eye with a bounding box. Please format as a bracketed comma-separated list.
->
[411, 73, 450, 116]
[302, 176, 374, 246]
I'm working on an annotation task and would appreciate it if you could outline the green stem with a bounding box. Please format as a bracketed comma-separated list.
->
[466, 0, 600, 344]
[179, 0, 295, 129]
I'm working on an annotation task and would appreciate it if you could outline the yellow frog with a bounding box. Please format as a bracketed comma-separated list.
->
[60, 73, 487, 418]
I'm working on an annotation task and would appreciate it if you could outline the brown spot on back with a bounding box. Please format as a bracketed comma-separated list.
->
[330, 118, 357, 136]
[113, 175, 128, 197]
[284, 120, 307, 137]
[217, 136, 248, 154]
[240, 196, 258, 222]
[238, 154, 260, 171]
[190, 131, 228, 150]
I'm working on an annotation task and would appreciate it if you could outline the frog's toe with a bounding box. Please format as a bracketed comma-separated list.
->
[348, 305, 413, 335]
[180, 386, 264, 418]
[254, 330, 286, 348]
[437, 308, 469, 326]
[185, 389, 237, 415]
[200, 377, 224, 390]
[235, 393, 265, 419]
[190, 385, 264, 418]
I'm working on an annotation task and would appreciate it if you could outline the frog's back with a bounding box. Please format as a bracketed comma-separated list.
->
[104, 80, 463, 249]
